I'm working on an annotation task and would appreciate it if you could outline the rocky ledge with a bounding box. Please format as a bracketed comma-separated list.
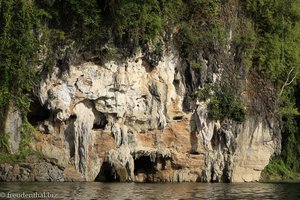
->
[0, 158, 64, 182]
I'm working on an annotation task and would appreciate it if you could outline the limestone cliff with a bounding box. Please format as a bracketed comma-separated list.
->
[2, 40, 278, 183]
[2, 0, 300, 183]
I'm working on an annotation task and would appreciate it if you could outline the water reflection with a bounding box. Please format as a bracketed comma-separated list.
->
[0, 182, 299, 200]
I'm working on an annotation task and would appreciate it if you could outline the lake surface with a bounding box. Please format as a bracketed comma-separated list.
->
[0, 182, 300, 200]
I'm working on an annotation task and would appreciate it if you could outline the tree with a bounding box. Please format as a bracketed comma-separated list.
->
[0, 0, 40, 121]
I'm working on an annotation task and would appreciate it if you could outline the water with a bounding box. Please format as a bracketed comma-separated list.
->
[0, 182, 300, 200]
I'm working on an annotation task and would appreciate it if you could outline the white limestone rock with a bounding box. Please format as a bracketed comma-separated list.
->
[4, 103, 22, 154]
[32, 43, 279, 183]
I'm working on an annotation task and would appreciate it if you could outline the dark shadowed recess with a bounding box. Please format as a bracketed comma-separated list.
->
[27, 97, 51, 126]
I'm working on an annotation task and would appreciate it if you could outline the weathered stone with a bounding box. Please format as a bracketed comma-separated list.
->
[0, 160, 64, 182]
[4, 102, 22, 154]
[106, 145, 134, 182]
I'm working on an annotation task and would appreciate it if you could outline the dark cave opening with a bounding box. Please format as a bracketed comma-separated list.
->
[211, 132, 218, 151]
[173, 79, 180, 92]
[69, 114, 77, 120]
[189, 151, 200, 155]
[27, 98, 51, 125]
[95, 162, 117, 182]
[93, 114, 108, 130]
[173, 116, 183, 121]
[221, 167, 230, 183]
[92, 121, 107, 130]
[134, 156, 156, 175]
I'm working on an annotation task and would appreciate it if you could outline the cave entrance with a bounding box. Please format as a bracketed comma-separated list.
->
[173, 116, 183, 121]
[92, 113, 108, 130]
[27, 97, 51, 125]
[95, 162, 117, 182]
[134, 156, 156, 175]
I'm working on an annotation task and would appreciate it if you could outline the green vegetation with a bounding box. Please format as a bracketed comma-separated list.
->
[241, 0, 300, 179]
[176, 0, 226, 67]
[113, 0, 163, 47]
[0, 149, 45, 164]
[0, 0, 40, 118]
[261, 156, 300, 181]
[241, 0, 300, 100]
[0, 119, 44, 163]
[19, 120, 40, 154]
[36, 0, 107, 48]
[192, 85, 247, 122]
[208, 86, 246, 122]
[101, 48, 123, 62]
[208, 96, 247, 123]
[0, 0, 44, 161]
[0, 132, 10, 153]
[233, 18, 257, 69]
[191, 85, 214, 101]
[279, 111, 300, 174]
[264, 157, 294, 179]
[242, 0, 300, 69]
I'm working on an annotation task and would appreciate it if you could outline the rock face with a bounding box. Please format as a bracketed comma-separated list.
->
[2, 43, 280, 183]
[191, 103, 280, 182]
[4, 102, 22, 154]
[0, 158, 64, 182]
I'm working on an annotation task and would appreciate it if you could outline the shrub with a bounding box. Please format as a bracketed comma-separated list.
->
[36, 0, 107, 48]
[0, 0, 40, 121]
[191, 85, 213, 101]
[207, 86, 247, 122]
[0, 132, 10, 153]
[261, 157, 300, 180]
[113, 0, 163, 48]
[208, 98, 223, 120]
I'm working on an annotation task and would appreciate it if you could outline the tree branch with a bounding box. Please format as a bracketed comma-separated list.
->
[278, 67, 298, 97]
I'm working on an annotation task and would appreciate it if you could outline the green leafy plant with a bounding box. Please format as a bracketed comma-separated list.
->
[0, 0, 40, 119]
[0, 132, 10, 153]
[0, 120, 44, 163]
[102, 48, 123, 62]
[193, 85, 247, 122]
[35, 0, 107, 48]
[239, 1, 300, 178]
[113, 0, 163, 48]
[191, 85, 214, 101]
[207, 86, 247, 122]
[262, 157, 293, 179]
